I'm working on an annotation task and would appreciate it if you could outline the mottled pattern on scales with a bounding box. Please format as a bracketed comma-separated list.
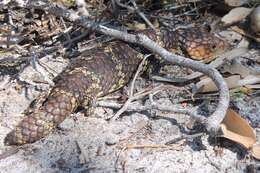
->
[4, 27, 229, 145]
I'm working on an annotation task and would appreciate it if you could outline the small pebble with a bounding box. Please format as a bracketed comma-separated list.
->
[104, 134, 119, 145]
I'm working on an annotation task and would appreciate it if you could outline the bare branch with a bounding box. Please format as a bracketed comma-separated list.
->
[18, 0, 230, 134]
[97, 100, 202, 122]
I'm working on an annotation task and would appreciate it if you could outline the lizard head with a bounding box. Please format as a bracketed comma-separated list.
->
[177, 27, 231, 63]
[185, 34, 230, 63]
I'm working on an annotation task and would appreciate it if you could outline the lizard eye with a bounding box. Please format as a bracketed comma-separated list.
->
[211, 44, 217, 50]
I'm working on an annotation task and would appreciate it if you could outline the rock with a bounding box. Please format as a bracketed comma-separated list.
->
[104, 134, 119, 145]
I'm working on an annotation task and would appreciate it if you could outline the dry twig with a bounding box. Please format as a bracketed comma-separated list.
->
[107, 54, 151, 120]
[30, 51, 55, 86]
[98, 100, 201, 121]
[98, 83, 195, 119]
[126, 143, 183, 150]
[113, 0, 155, 30]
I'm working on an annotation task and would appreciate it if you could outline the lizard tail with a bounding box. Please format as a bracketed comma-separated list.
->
[4, 88, 78, 145]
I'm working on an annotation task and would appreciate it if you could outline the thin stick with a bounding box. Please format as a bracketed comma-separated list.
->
[129, 0, 155, 30]
[114, 0, 155, 30]
[108, 54, 151, 121]
[126, 143, 183, 150]
[30, 51, 55, 86]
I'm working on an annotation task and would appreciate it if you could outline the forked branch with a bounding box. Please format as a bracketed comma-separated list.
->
[15, 0, 229, 134]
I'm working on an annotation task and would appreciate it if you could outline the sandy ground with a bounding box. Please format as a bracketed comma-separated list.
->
[0, 53, 259, 173]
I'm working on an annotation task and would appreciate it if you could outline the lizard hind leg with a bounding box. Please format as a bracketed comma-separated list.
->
[77, 97, 96, 117]
[4, 89, 78, 146]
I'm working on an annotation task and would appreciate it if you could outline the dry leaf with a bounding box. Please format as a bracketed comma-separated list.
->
[218, 107, 259, 160]
[197, 75, 260, 93]
[126, 22, 147, 30]
[245, 84, 260, 89]
[221, 7, 252, 25]
[251, 144, 260, 160]
[223, 59, 260, 77]
[250, 6, 260, 35]
[224, 0, 248, 7]
[185, 47, 248, 81]
[231, 25, 260, 42]
[237, 87, 252, 94]
[220, 109, 256, 149]
[197, 75, 240, 93]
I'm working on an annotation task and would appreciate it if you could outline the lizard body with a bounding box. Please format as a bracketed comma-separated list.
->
[4, 27, 229, 145]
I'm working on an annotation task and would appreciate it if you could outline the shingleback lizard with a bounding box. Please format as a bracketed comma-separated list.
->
[4, 27, 229, 145]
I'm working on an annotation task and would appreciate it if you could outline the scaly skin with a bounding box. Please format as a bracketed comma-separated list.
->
[4, 27, 229, 145]
[161, 27, 229, 62]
